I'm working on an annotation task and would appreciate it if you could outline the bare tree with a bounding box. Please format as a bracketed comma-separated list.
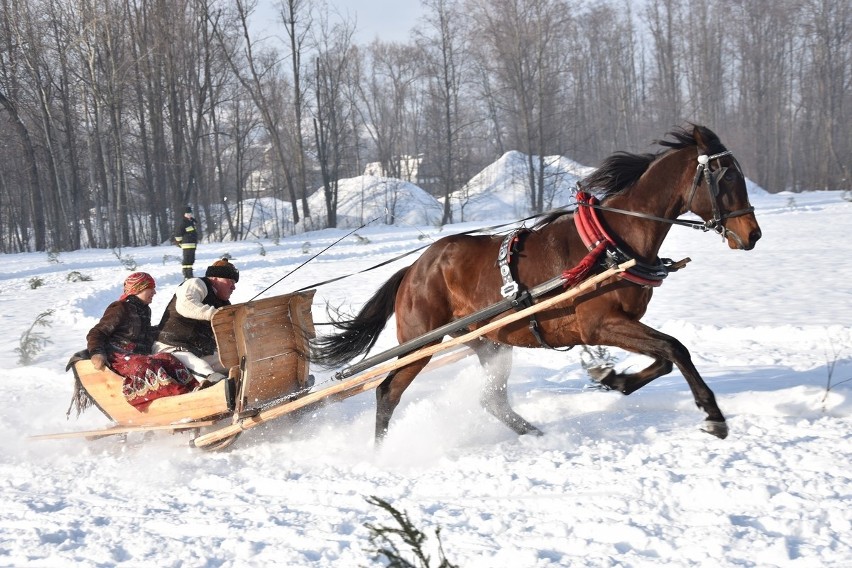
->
[0, 88, 44, 251]
[2, 0, 852, 255]
[643, 0, 683, 126]
[357, 41, 421, 180]
[279, 0, 312, 220]
[311, 8, 357, 228]
[568, 2, 644, 161]
[730, 0, 799, 191]
[468, 0, 572, 213]
[416, 0, 475, 224]
[800, 0, 851, 190]
[212, 0, 301, 229]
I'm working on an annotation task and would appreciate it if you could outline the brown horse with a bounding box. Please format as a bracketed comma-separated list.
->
[312, 124, 762, 443]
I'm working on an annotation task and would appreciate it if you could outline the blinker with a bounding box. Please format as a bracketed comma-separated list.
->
[712, 167, 728, 183]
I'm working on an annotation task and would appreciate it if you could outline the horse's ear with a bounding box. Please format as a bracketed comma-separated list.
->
[692, 124, 708, 152]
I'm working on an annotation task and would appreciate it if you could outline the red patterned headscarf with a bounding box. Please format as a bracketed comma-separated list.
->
[120, 272, 155, 300]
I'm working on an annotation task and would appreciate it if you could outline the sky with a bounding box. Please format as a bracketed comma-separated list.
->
[2, 150, 852, 566]
[254, 0, 423, 44]
[347, 0, 423, 42]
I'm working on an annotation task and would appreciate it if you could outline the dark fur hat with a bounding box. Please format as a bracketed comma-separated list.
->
[205, 258, 239, 282]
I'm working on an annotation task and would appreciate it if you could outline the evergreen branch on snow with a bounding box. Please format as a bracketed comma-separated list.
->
[364, 495, 457, 568]
[112, 248, 137, 271]
[66, 271, 93, 282]
[15, 309, 55, 365]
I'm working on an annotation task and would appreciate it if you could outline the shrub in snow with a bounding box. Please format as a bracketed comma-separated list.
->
[15, 309, 54, 365]
[66, 271, 92, 282]
[364, 496, 457, 568]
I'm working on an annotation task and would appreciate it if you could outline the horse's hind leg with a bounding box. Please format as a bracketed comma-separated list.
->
[470, 339, 543, 436]
[592, 356, 673, 394]
[374, 359, 430, 443]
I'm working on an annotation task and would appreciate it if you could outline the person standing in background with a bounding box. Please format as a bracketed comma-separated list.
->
[175, 206, 198, 279]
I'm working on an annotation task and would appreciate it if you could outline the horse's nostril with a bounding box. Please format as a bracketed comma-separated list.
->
[750, 228, 762, 244]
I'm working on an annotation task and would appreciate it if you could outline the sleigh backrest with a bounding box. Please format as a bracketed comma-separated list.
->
[212, 290, 315, 411]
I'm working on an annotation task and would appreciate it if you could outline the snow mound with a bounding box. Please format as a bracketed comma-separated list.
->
[442, 151, 592, 222]
[306, 175, 443, 228]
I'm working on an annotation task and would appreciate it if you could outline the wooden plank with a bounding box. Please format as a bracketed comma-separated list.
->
[192, 260, 635, 448]
[212, 307, 240, 369]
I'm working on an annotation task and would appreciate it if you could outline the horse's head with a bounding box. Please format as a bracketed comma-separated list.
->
[682, 125, 762, 250]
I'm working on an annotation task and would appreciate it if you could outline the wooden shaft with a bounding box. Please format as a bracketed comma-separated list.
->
[192, 259, 635, 448]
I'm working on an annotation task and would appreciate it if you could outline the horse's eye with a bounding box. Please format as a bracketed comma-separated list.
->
[723, 170, 735, 182]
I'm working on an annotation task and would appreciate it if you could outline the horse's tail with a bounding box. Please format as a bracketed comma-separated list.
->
[311, 266, 409, 368]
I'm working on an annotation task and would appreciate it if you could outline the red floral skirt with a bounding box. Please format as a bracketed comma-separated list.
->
[110, 352, 198, 411]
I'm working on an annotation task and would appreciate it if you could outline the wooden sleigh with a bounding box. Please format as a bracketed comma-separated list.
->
[32, 290, 317, 451]
[33, 260, 636, 451]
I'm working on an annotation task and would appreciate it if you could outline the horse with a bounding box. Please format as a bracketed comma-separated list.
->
[311, 124, 762, 443]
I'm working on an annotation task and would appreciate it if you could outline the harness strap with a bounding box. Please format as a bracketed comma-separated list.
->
[495, 230, 552, 348]
[497, 230, 525, 299]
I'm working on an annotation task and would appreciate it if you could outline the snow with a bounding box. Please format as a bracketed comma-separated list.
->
[305, 175, 444, 229]
[441, 151, 593, 222]
[2, 167, 852, 567]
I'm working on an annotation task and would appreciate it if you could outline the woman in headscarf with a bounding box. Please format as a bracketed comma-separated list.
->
[86, 272, 198, 410]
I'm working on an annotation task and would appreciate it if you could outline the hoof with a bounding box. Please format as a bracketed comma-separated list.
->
[701, 420, 728, 439]
[588, 365, 616, 383]
[511, 422, 544, 437]
[522, 426, 544, 437]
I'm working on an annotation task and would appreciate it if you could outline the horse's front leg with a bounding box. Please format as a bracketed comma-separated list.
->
[585, 319, 728, 439]
[469, 339, 542, 436]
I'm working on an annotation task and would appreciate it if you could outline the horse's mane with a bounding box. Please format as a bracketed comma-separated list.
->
[580, 124, 726, 200]
[532, 124, 725, 231]
[580, 151, 657, 199]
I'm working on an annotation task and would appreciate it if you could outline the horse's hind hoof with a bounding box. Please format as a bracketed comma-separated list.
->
[701, 420, 728, 439]
[513, 423, 544, 437]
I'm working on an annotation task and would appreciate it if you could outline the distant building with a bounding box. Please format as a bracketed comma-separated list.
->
[363, 154, 439, 194]
[364, 155, 420, 182]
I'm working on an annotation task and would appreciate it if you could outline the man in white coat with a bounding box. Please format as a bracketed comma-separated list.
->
[153, 258, 238, 386]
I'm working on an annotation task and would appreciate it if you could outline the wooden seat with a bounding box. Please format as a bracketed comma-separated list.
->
[212, 290, 316, 413]
[72, 359, 234, 427]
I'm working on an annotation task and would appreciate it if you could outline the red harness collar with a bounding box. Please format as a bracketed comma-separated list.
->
[567, 192, 667, 288]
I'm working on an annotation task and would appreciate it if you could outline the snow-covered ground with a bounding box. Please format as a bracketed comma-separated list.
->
[2, 188, 851, 567]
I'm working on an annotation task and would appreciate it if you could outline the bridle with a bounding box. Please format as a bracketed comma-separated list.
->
[578, 149, 755, 248]
[685, 150, 755, 247]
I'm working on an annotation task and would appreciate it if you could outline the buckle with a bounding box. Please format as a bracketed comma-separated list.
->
[500, 281, 519, 298]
